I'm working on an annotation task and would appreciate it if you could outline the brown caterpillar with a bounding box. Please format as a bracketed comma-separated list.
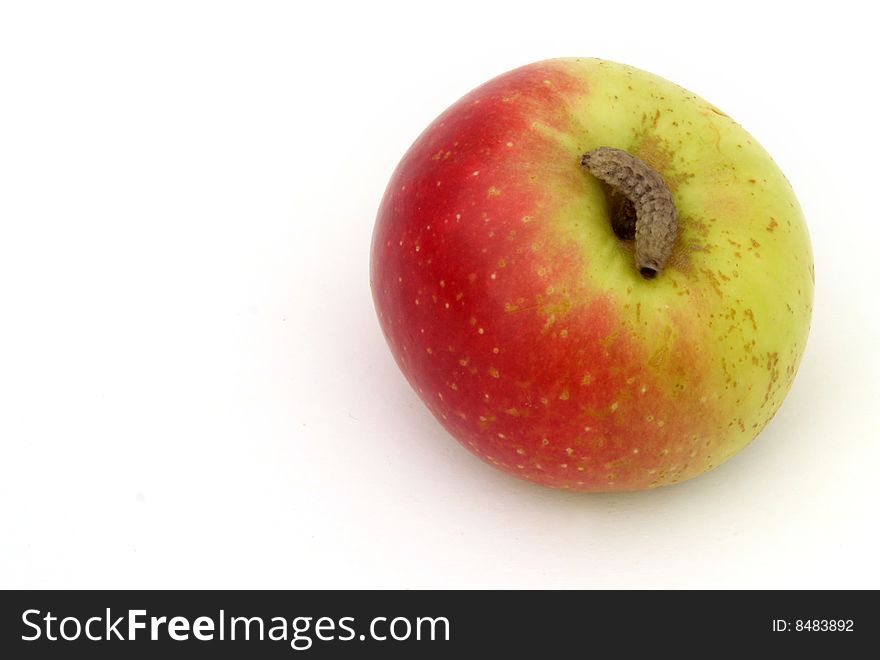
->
[580, 147, 678, 279]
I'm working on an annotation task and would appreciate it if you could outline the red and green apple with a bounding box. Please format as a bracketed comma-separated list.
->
[370, 58, 813, 492]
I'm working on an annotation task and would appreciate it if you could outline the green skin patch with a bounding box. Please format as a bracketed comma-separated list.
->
[540, 59, 813, 476]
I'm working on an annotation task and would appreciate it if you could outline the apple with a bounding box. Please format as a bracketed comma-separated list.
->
[370, 58, 813, 492]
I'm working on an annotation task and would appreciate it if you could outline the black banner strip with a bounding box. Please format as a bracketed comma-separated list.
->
[0, 590, 874, 657]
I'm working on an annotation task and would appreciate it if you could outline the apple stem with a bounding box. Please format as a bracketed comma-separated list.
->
[580, 147, 678, 279]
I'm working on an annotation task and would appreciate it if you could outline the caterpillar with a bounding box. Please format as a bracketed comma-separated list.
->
[580, 147, 678, 279]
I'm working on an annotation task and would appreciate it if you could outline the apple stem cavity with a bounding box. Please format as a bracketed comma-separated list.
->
[580, 147, 678, 279]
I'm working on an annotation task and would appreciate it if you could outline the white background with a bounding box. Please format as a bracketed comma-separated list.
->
[1, 0, 877, 589]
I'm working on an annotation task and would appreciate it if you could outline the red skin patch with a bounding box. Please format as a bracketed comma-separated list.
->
[371, 62, 718, 491]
